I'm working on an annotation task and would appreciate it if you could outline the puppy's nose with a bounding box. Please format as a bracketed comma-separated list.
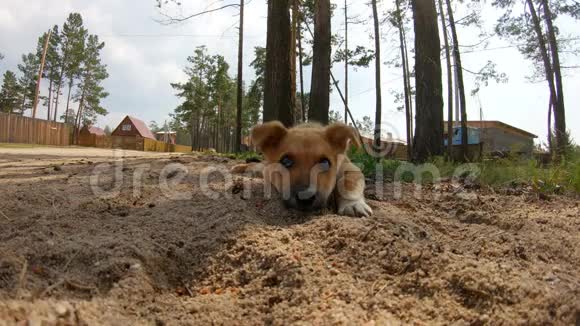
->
[295, 187, 316, 207]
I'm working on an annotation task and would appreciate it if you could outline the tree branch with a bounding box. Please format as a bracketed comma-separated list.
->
[157, 4, 240, 24]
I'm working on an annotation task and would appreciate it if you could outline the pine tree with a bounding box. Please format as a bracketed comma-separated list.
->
[0, 71, 22, 113]
[308, 0, 331, 125]
[17, 53, 39, 115]
[73, 34, 109, 141]
[264, 0, 294, 127]
[54, 13, 87, 122]
[43, 25, 62, 121]
[412, 0, 444, 162]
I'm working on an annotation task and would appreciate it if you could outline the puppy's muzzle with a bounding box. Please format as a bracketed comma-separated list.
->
[284, 185, 325, 211]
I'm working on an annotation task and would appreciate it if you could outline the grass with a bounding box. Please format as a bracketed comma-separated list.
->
[211, 146, 580, 195]
[0, 143, 40, 148]
[349, 147, 580, 195]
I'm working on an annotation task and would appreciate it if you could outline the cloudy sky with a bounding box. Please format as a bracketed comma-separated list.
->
[0, 0, 578, 145]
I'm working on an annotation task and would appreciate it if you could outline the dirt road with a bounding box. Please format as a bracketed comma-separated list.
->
[0, 147, 578, 325]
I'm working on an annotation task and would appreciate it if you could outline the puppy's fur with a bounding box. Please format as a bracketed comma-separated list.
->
[232, 121, 372, 217]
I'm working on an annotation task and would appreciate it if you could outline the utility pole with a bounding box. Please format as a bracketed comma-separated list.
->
[32, 29, 51, 119]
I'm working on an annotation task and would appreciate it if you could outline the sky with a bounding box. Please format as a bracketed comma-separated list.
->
[0, 0, 578, 146]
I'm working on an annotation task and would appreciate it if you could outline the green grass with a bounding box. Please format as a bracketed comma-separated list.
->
[0, 143, 40, 148]
[349, 147, 580, 195]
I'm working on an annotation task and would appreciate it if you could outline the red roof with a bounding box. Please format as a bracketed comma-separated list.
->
[126, 116, 156, 140]
[88, 126, 106, 136]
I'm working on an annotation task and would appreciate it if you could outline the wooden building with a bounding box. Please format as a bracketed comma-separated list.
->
[444, 120, 537, 156]
[78, 125, 110, 148]
[111, 116, 156, 150]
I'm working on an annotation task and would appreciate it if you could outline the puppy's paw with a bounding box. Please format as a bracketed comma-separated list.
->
[338, 199, 373, 217]
[231, 164, 248, 174]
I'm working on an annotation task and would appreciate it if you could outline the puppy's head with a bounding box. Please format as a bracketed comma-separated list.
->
[252, 121, 358, 211]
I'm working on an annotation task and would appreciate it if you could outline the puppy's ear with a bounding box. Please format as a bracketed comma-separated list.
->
[251, 121, 288, 153]
[325, 123, 359, 153]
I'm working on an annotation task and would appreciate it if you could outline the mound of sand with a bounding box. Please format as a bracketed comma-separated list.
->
[0, 151, 578, 325]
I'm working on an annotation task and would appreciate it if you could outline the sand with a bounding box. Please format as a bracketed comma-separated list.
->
[0, 147, 578, 325]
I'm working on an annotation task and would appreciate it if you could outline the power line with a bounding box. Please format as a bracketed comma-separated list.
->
[99, 33, 263, 38]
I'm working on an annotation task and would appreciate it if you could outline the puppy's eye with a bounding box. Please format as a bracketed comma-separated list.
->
[280, 155, 294, 169]
[319, 158, 331, 171]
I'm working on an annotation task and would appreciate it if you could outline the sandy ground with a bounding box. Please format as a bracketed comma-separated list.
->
[0, 147, 579, 325]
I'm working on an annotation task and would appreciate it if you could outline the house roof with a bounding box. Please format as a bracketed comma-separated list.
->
[87, 126, 106, 136]
[444, 120, 537, 138]
[125, 116, 156, 139]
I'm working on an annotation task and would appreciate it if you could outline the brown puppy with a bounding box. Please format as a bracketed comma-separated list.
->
[232, 121, 372, 217]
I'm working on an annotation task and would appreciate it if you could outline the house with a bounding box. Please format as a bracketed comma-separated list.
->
[78, 125, 109, 148]
[156, 131, 176, 144]
[111, 116, 156, 150]
[444, 120, 537, 156]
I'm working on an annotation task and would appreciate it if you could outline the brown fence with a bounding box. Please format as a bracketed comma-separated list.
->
[0, 112, 71, 146]
[78, 133, 112, 148]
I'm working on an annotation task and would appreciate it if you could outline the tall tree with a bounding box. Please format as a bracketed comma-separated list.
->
[371, 0, 382, 148]
[297, 7, 307, 122]
[44, 25, 62, 121]
[437, 0, 453, 159]
[54, 13, 86, 122]
[308, 0, 331, 125]
[343, 0, 349, 124]
[412, 0, 444, 162]
[393, 0, 414, 159]
[73, 34, 109, 142]
[541, 0, 567, 156]
[494, 0, 577, 157]
[264, 0, 294, 127]
[0, 71, 22, 113]
[235, 0, 245, 152]
[17, 53, 39, 115]
[445, 0, 468, 160]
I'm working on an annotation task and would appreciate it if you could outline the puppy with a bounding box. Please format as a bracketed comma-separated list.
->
[232, 121, 372, 217]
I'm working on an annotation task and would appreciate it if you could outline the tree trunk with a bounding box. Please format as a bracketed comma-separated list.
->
[47, 79, 53, 121]
[73, 88, 85, 145]
[396, 0, 413, 159]
[402, 22, 413, 152]
[20, 95, 27, 114]
[526, 0, 558, 157]
[290, 0, 298, 122]
[264, 0, 294, 127]
[308, 0, 331, 125]
[547, 96, 553, 155]
[541, 0, 567, 156]
[64, 78, 73, 124]
[297, 11, 306, 123]
[412, 0, 444, 162]
[371, 0, 382, 148]
[235, 0, 244, 153]
[445, 0, 467, 161]
[53, 52, 68, 122]
[344, 0, 349, 124]
[438, 0, 453, 160]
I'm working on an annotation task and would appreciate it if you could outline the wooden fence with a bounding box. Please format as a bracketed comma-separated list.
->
[78, 133, 112, 148]
[0, 112, 71, 146]
[143, 138, 191, 153]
